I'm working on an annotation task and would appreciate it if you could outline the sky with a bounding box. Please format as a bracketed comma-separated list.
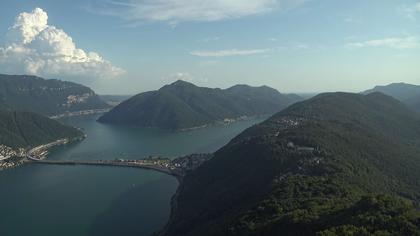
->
[0, 0, 419, 95]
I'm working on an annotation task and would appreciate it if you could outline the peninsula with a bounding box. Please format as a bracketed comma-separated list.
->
[0, 110, 84, 170]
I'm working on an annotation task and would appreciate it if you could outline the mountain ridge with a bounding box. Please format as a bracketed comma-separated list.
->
[363, 82, 420, 112]
[160, 92, 420, 236]
[0, 74, 110, 116]
[98, 80, 303, 130]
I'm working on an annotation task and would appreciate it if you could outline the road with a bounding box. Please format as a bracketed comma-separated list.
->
[27, 158, 183, 180]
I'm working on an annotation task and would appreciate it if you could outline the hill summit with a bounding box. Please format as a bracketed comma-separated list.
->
[98, 80, 302, 130]
[363, 82, 420, 112]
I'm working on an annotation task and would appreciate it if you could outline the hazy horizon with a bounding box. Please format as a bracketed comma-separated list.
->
[0, 0, 419, 94]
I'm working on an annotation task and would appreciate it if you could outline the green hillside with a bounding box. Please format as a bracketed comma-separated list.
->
[0, 110, 83, 149]
[161, 92, 420, 236]
[0, 74, 110, 116]
[98, 80, 302, 130]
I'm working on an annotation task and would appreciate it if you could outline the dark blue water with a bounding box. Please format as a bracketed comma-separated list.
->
[0, 115, 265, 236]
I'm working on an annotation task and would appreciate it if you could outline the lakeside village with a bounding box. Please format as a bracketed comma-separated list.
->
[0, 145, 27, 169]
[114, 153, 214, 177]
[0, 137, 84, 170]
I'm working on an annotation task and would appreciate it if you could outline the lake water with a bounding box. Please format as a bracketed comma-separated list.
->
[0, 115, 266, 236]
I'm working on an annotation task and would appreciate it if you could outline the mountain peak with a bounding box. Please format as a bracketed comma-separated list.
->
[99, 82, 302, 130]
[363, 83, 420, 112]
[373, 82, 416, 89]
[171, 79, 196, 87]
[159, 80, 198, 91]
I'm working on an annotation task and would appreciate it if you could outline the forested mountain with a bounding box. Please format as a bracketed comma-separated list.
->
[0, 74, 110, 116]
[0, 110, 83, 149]
[161, 92, 420, 236]
[98, 80, 303, 130]
[363, 83, 420, 112]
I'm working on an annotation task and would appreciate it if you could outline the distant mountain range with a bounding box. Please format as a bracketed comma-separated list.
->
[99, 95, 132, 106]
[0, 110, 83, 150]
[98, 80, 303, 130]
[363, 82, 420, 112]
[161, 92, 420, 236]
[0, 74, 110, 116]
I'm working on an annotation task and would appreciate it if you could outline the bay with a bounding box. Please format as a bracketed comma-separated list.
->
[0, 115, 266, 236]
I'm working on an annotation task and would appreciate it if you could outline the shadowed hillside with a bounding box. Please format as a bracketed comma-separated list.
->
[0, 74, 110, 116]
[363, 83, 420, 112]
[161, 92, 420, 236]
[0, 110, 83, 149]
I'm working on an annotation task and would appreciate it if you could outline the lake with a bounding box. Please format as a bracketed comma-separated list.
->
[0, 115, 266, 236]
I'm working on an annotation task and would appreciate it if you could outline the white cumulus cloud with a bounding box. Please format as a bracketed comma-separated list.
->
[346, 37, 420, 50]
[88, 0, 307, 25]
[190, 48, 269, 57]
[162, 72, 209, 84]
[168, 72, 195, 82]
[0, 8, 125, 80]
[165, 72, 208, 83]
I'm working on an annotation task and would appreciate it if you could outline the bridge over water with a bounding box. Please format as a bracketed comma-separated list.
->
[28, 159, 183, 179]
[26, 140, 213, 181]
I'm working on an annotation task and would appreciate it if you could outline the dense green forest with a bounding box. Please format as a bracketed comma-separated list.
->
[98, 80, 302, 129]
[0, 110, 83, 149]
[161, 92, 420, 236]
[0, 74, 109, 116]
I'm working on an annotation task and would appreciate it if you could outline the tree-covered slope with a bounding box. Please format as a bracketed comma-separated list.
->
[0, 74, 110, 116]
[0, 110, 83, 149]
[161, 92, 420, 236]
[363, 82, 420, 112]
[98, 80, 302, 129]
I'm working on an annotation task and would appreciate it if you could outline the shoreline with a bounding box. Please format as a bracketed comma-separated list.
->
[156, 178, 184, 236]
[0, 135, 85, 170]
[49, 108, 110, 119]
[173, 114, 269, 131]
[26, 136, 85, 161]
[100, 114, 270, 132]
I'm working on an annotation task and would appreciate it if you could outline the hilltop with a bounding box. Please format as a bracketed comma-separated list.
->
[0, 74, 110, 116]
[98, 80, 303, 130]
[161, 92, 420, 236]
[363, 82, 420, 112]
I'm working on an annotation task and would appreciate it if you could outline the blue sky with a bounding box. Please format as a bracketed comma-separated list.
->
[0, 0, 419, 94]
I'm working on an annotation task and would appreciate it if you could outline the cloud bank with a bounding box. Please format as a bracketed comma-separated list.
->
[0, 8, 124, 80]
[347, 37, 420, 50]
[89, 0, 307, 24]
